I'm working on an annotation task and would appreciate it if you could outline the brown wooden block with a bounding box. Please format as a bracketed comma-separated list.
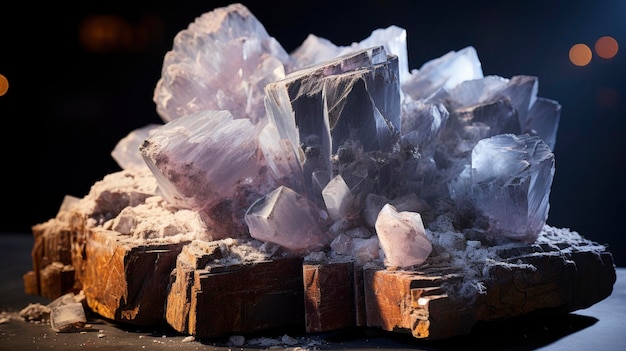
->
[364, 241, 617, 340]
[188, 256, 305, 338]
[30, 218, 75, 298]
[363, 268, 470, 339]
[165, 241, 223, 333]
[23, 271, 38, 296]
[24, 202, 617, 341]
[303, 260, 357, 332]
[39, 262, 76, 300]
[83, 228, 189, 325]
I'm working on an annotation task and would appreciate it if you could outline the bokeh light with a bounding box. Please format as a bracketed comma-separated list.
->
[569, 43, 592, 66]
[79, 14, 164, 53]
[595, 36, 619, 59]
[0, 74, 8, 96]
[79, 15, 133, 53]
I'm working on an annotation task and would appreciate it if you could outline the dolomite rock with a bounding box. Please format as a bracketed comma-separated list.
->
[27, 202, 86, 299]
[24, 169, 164, 302]
[165, 239, 305, 338]
[363, 232, 616, 339]
[302, 260, 366, 332]
[82, 228, 190, 325]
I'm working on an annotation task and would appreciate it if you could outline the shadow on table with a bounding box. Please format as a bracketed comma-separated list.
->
[313, 309, 598, 350]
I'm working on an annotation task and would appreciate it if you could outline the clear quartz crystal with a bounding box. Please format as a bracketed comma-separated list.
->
[322, 175, 354, 221]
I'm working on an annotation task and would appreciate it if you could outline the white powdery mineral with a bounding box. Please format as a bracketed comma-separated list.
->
[101, 2, 563, 268]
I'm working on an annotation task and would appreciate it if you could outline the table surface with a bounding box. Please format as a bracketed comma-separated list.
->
[1, 232, 624, 351]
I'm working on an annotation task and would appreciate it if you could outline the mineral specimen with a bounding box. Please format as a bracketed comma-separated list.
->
[24, 2, 615, 342]
[138, 2, 562, 264]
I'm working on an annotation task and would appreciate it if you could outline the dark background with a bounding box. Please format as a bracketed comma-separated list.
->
[1, 0, 624, 266]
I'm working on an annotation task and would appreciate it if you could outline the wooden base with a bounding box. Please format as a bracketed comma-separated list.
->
[24, 213, 617, 340]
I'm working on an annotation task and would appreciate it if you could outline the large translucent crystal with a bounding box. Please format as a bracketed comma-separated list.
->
[264, 45, 401, 203]
[401, 46, 483, 101]
[451, 134, 555, 242]
[139, 110, 269, 238]
[245, 186, 330, 253]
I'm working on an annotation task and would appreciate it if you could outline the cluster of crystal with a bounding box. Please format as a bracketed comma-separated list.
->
[153, 3, 291, 125]
[118, 3, 561, 267]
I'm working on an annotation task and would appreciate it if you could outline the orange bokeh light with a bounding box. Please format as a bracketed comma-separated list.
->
[79, 15, 134, 53]
[595, 36, 619, 59]
[569, 43, 592, 66]
[0, 74, 8, 96]
[78, 14, 164, 54]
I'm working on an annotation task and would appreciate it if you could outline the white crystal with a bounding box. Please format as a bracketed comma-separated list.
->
[466, 133, 555, 242]
[375, 204, 432, 267]
[154, 3, 290, 124]
[322, 175, 354, 221]
[245, 186, 330, 253]
[402, 46, 483, 100]
[48, 292, 86, 333]
[139, 110, 269, 238]
[50, 303, 86, 332]
[111, 124, 160, 171]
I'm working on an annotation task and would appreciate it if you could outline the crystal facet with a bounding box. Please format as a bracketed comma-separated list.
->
[375, 204, 432, 267]
[139, 110, 268, 238]
[245, 186, 330, 253]
[451, 133, 555, 242]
